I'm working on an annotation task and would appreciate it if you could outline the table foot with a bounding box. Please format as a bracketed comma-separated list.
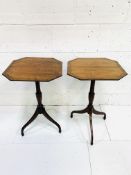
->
[70, 107, 105, 145]
[70, 108, 87, 118]
[21, 106, 62, 136]
[70, 80, 106, 145]
[21, 109, 39, 136]
[89, 113, 93, 145]
[92, 108, 106, 120]
[42, 108, 61, 133]
[21, 81, 62, 136]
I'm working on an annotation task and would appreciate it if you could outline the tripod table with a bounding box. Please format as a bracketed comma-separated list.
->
[67, 58, 127, 145]
[3, 57, 62, 136]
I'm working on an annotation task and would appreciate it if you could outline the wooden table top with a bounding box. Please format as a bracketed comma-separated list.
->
[3, 57, 62, 81]
[67, 58, 127, 80]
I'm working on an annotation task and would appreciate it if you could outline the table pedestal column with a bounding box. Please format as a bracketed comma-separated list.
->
[21, 81, 61, 136]
[70, 80, 106, 145]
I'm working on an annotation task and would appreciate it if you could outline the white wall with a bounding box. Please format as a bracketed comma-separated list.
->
[0, 0, 131, 106]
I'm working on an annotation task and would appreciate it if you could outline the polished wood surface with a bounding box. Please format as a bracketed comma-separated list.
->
[3, 57, 62, 81]
[68, 58, 127, 80]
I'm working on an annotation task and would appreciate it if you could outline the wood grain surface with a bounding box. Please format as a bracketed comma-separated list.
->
[67, 58, 127, 80]
[3, 57, 62, 81]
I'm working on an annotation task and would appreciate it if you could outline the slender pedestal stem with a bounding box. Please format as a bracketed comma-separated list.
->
[70, 80, 106, 145]
[21, 81, 61, 136]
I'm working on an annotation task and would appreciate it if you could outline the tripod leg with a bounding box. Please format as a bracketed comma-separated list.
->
[93, 108, 106, 120]
[35, 81, 61, 133]
[21, 109, 39, 136]
[42, 109, 61, 133]
[70, 108, 87, 118]
[89, 113, 93, 145]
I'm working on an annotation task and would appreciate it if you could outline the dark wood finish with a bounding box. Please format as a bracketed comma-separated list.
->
[68, 58, 127, 80]
[71, 80, 106, 145]
[3, 57, 62, 81]
[68, 58, 127, 145]
[21, 81, 61, 136]
[3, 57, 62, 135]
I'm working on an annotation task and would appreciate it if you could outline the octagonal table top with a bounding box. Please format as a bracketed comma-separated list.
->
[67, 58, 127, 80]
[3, 57, 62, 81]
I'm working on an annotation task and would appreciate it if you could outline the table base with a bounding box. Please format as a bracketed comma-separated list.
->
[70, 80, 106, 145]
[21, 81, 61, 136]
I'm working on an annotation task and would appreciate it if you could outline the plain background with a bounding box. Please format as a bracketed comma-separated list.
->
[0, 0, 130, 106]
[0, 1, 131, 175]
